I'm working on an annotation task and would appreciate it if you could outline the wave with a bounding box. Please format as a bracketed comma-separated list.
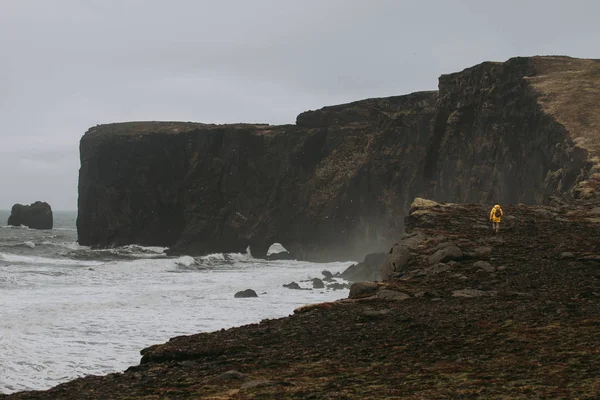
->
[0, 252, 104, 267]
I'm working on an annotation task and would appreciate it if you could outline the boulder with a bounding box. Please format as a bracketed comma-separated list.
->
[340, 252, 387, 282]
[7, 201, 53, 229]
[428, 245, 463, 265]
[473, 260, 495, 272]
[321, 270, 334, 280]
[348, 282, 382, 299]
[311, 278, 325, 289]
[381, 232, 426, 281]
[327, 282, 348, 290]
[283, 282, 302, 290]
[234, 289, 258, 298]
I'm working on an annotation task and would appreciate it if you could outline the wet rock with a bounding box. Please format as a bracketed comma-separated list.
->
[340, 252, 386, 282]
[327, 282, 348, 290]
[7, 201, 53, 229]
[321, 270, 334, 279]
[266, 251, 293, 260]
[283, 282, 302, 290]
[312, 278, 325, 289]
[234, 289, 258, 298]
[560, 252, 575, 259]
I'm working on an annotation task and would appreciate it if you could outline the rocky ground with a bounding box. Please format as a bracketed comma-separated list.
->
[4, 198, 600, 399]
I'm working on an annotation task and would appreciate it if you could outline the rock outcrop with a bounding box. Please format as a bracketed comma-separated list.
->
[234, 289, 258, 298]
[7, 202, 53, 230]
[339, 252, 387, 281]
[77, 56, 600, 260]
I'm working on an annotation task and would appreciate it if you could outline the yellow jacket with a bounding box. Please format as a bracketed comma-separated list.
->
[490, 205, 503, 222]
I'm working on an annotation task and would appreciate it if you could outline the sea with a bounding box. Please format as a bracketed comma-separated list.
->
[0, 210, 354, 394]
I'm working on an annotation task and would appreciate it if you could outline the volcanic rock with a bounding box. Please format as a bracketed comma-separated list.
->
[234, 289, 258, 298]
[339, 252, 386, 281]
[7, 201, 53, 229]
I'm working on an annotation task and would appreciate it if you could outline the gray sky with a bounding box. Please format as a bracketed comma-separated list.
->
[1, 0, 598, 210]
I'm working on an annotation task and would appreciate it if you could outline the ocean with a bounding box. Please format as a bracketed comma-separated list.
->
[0, 210, 353, 394]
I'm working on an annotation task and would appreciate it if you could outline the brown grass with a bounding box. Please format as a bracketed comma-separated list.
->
[527, 56, 600, 167]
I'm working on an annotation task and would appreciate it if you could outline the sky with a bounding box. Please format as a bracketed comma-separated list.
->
[1, 0, 599, 210]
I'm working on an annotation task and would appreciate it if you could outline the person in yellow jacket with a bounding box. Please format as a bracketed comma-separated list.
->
[489, 204, 503, 234]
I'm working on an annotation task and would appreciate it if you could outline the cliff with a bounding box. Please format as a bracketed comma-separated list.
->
[77, 56, 600, 260]
[8, 198, 600, 398]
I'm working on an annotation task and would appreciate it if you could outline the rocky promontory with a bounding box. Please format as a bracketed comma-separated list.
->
[77, 56, 600, 260]
[6, 197, 600, 399]
[7, 201, 53, 230]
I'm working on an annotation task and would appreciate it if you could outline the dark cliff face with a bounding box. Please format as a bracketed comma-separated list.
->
[422, 57, 593, 205]
[77, 56, 600, 260]
[78, 93, 437, 260]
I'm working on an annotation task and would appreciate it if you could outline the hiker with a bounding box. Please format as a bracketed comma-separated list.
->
[489, 204, 503, 234]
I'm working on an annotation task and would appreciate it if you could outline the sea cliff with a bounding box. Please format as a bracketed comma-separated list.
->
[77, 56, 600, 260]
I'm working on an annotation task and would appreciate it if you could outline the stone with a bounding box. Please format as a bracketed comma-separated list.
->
[7, 201, 53, 229]
[321, 270, 334, 279]
[312, 278, 325, 289]
[234, 289, 258, 298]
[560, 252, 575, 259]
[473, 246, 492, 258]
[348, 282, 382, 299]
[340, 252, 386, 282]
[327, 282, 347, 290]
[427, 263, 451, 274]
[428, 245, 463, 265]
[283, 282, 302, 290]
[473, 260, 495, 272]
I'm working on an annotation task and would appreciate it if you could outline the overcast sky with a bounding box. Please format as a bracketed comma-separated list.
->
[1, 0, 598, 210]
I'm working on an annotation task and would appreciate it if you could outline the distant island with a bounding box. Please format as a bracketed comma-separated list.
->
[7, 201, 53, 230]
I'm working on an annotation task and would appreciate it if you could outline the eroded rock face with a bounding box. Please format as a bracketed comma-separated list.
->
[7, 201, 53, 229]
[77, 56, 600, 260]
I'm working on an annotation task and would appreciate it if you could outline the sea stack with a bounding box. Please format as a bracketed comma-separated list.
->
[7, 201, 53, 229]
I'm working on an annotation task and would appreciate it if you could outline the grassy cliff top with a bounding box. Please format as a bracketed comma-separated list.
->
[84, 121, 274, 137]
[528, 56, 600, 166]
